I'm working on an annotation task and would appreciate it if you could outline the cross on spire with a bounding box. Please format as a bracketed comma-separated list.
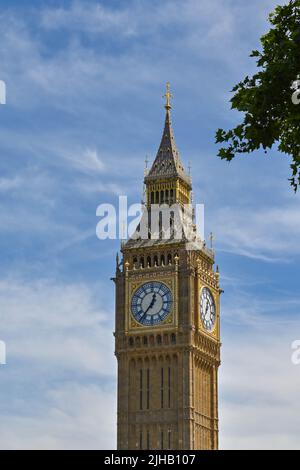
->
[163, 82, 172, 110]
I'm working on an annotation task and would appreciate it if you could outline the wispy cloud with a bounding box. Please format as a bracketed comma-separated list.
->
[215, 204, 300, 261]
[63, 148, 105, 174]
[220, 324, 300, 449]
[0, 0, 277, 114]
[0, 176, 22, 191]
[41, 1, 135, 36]
[222, 291, 300, 328]
[0, 275, 116, 449]
[0, 382, 116, 450]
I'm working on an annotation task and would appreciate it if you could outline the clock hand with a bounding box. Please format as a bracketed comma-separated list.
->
[148, 293, 157, 311]
[143, 293, 157, 315]
[205, 302, 210, 320]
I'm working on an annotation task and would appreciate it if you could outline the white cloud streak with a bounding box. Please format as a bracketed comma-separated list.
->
[220, 325, 300, 449]
[0, 383, 116, 450]
[215, 204, 300, 261]
[0, 276, 116, 449]
[41, 1, 135, 36]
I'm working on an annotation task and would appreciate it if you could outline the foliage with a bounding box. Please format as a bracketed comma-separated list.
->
[216, 1, 300, 191]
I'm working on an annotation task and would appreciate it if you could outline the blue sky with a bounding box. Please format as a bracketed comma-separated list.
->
[0, 0, 300, 449]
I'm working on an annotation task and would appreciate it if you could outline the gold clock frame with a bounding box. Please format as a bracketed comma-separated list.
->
[126, 275, 178, 332]
[197, 282, 220, 340]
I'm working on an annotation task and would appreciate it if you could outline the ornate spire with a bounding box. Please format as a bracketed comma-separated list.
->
[145, 83, 191, 185]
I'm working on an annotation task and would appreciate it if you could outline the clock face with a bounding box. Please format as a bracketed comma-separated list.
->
[131, 281, 173, 326]
[200, 287, 216, 332]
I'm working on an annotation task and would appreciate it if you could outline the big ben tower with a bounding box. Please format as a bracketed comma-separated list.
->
[113, 84, 221, 450]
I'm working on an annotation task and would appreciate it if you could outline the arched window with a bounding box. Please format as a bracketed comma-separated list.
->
[129, 337, 134, 347]
[160, 190, 165, 204]
[155, 191, 159, 204]
[157, 334, 162, 345]
[146, 368, 150, 409]
[147, 256, 151, 267]
[154, 255, 158, 266]
[160, 367, 164, 408]
[140, 257, 144, 268]
[159, 211, 162, 237]
[168, 366, 171, 408]
[168, 429, 171, 450]
[143, 336, 148, 345]
[160, 254, 165, 266]
[167, 253, 172, 265]
[165, 189, 169, 204]
[139, 430, 143, 449]
[148, 211, 151, 239]
[170, 188, 174, 204]
[170, 211, 174, 238]
[139, 369, 143, 410]
[150, 192, 154, 204]
[171, 333, 176, 344]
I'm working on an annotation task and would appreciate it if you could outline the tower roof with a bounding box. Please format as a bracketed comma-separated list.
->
[145, 83, 191, 186]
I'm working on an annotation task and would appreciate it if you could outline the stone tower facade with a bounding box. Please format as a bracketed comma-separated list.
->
[113, 85, 221, 450]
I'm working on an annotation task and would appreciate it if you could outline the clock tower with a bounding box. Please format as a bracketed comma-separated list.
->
[113, 84, 221, 450]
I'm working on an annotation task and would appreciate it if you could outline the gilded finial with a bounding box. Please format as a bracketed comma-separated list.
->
[145, 155, 149, 169]
[209, 232, 215, 250]
[163, 82, 172, 110]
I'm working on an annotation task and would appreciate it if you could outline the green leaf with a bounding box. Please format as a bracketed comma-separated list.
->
[215, 0, 300, 191]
